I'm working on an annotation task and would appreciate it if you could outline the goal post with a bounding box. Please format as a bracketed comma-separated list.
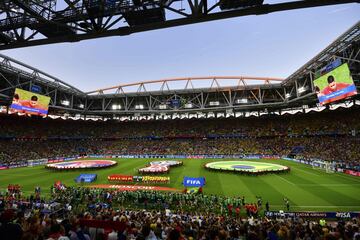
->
[312, 160, 335, 173]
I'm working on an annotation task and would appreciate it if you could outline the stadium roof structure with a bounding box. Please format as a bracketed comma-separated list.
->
[86, 76, 285, 95]
[0, 0, 359, 50]
[0, 21, 359, 120]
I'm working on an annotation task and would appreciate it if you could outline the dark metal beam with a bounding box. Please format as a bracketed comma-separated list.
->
[0, 0, 358, 50]
[11, 0, 49, 22]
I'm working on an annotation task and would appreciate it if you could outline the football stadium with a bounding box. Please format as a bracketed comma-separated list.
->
[0, 1, 360, 239]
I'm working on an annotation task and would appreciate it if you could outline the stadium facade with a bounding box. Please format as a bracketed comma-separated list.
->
[0, 21, 359, 120]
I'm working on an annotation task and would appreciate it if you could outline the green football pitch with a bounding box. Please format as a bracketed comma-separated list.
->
[0, 158, 359, 211]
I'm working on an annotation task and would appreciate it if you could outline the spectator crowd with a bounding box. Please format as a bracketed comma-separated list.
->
[0, 107, 359, 169]
[1, 108, 360, 239]
[1, 186, 360, 240]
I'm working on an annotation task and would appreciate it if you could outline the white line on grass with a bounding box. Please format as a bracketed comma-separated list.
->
[275, 175, 296, 186]
[291, 166, 319, 176]
[297, 183, 360, 187]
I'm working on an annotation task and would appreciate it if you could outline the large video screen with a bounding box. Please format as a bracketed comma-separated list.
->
[9, 88, 50, 116]
[314, 63, 357, 105]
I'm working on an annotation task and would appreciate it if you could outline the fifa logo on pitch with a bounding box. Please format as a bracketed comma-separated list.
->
[186, 180, 201, 185]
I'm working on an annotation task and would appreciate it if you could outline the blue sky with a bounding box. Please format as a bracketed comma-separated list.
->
[1, 2, 359, 92]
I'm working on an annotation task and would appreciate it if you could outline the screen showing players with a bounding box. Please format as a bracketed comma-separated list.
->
[9, 88, 50, 116]
[313, 63, 357, 105]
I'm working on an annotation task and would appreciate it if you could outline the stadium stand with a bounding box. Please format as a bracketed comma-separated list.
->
[0, 107, 359, 171]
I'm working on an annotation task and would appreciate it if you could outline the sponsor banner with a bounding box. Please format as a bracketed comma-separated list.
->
[186, 155, 205, 159]
[75, 174, 97, 183]
[88, 184, 179, 192]
[8, 163, 28, 168]
[243, 155, 260, 159]
[28, 159, 48, 167]
[344, 170, 360, 177]
[87, 154, 115, 158]
[142, 176, 170, 183]
[0, 156, 80, 170]
[183, 177, 205, 187]
[108, 175, 133, 182]
[100, 154, 275, 159]
[265, 211, 360, 219]
[47, 159, 64, 163]
[262, 155, 281, 159]
[88, 154, 104, 158]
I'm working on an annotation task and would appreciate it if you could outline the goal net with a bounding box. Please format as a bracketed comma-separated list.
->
[312, 160, 335, 173]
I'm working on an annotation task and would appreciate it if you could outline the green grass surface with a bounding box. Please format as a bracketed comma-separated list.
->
[1, 158, 359, 211]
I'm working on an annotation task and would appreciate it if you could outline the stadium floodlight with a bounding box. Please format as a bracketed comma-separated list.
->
[217, 112, 225, 118]
[184, 103, 193, 109]
[111, 104, 121, 110]
[236, 98, 248, 104]
[158, 104, 167, 110]
[285, 93, 291, 99]
[209, 101, 220, 106]
[207, 112, 215, 118]
[79, 104, 85, 109]
[235, 112, 244, 117]
[135, 104, 144, 110]
[297, 86, 307, 93]
[61, 100, 70, 106]
[10, 8, 20, 13]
